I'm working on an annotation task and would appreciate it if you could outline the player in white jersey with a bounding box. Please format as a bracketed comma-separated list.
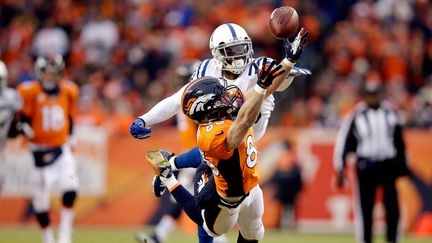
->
[131, 23, 308, 243]
[131, 23, 310, 142]
[0, 60, 23, 193]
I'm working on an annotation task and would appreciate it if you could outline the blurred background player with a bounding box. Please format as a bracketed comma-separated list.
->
[0, 60, 23, 193]
[333, 80, 410, 243]
[266, 140, 303, 230]
[136, 60, 228, 243]
[16, 55, 79, 243]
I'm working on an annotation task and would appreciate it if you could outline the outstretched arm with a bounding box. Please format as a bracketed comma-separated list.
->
[139, 88, 184, 126]
[266, 27, 308, 96]
[227, 59, 285, 151]
[130, 85, 186, 139]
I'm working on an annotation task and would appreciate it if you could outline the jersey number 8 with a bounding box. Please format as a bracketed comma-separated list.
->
[246, 135, 257, 168]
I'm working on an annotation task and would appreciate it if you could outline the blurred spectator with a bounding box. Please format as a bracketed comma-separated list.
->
[32, 19, 69, 57]
[414, 77, 432, 128]
[80, 6, 119, 66]
[268, 141, 303, 230]
[0, 0, 430, 129]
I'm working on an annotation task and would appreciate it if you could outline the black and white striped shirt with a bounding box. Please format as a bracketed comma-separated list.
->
[333, 101, 407, 172]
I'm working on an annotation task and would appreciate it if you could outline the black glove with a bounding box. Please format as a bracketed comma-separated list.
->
[256, 58, 285, 89]
[283, 27, 309, 63]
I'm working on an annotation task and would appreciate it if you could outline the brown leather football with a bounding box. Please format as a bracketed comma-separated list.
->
[269, 6, 299, 39]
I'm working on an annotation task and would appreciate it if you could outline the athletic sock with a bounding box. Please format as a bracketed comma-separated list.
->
[154, 215, 176, 242]
[198, 225, 214, 243]
[160, 176, 203, 225]
[214, 234, 229, 243]
[172, 146, 203, 169]
[58, 208, 74, 243]
[160, 175, 180, 191]
[42, 227, 55, 243]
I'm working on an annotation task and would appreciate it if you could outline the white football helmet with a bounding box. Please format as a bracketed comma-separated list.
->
[0, 60, 8, 92]
[209, 23, 254, 75]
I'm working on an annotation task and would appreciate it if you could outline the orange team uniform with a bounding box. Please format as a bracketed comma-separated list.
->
[17, 80, 79, 147]
[197, 119, 260, 198]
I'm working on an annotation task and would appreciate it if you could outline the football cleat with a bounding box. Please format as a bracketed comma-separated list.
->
[135, 232, 159, 243]
[152, 176, 166, 197]
[145, 150, 174, 178]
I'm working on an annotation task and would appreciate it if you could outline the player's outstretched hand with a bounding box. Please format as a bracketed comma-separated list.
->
[283, 27, 308, 64]
[130, 118, 152, 139]
[256, 58, 285, 89]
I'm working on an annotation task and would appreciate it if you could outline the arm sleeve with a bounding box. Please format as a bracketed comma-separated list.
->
[252, 94, 275, 141]
[333, 113, 357, 173]
[139, 85, 186, 126]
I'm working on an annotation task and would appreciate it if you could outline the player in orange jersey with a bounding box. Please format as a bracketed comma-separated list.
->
[145, 58, 286, 242]
[16, 55, 79, 243]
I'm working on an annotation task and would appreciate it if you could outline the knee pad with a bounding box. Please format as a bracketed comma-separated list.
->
[62, 191, 77, 208]
[35, 211, 50, 228]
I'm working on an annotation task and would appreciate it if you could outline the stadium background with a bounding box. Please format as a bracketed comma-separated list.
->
[1, 0, 432, 242]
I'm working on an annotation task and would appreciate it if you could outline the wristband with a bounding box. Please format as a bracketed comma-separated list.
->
[283, 58, 296, 68]
[254, 84, 267, 95]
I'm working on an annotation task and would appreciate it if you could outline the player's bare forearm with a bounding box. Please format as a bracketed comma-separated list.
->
[227, 90, 264, 151]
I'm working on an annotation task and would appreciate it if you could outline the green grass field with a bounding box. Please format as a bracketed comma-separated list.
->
[0, 226, 431, 243]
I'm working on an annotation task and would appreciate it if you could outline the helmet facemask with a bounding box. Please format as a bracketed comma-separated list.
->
[212, 39, 253, 75]
[35, 55, 65, 93]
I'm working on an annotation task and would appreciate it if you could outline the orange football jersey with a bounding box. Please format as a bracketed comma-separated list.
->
[17, 80, 79, 147]
[197, 120, 260, 197]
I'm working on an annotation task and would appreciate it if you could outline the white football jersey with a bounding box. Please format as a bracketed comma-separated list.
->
[140, 57, 276, 140]
[0, 87, 22, 153]
[190, 57, 275, 140]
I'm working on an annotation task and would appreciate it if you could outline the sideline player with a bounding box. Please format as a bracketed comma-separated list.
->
[145, 58, 286, 242]
[16, 55, 79, 243]
[0, 60, 23, 193]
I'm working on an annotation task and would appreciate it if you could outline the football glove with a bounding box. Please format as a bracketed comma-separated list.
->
[256, 58, 285, 89]
[283, 27, 308, 64]
[130, 118, 152, 139]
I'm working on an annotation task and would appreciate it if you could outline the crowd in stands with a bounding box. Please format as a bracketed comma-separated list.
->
[1, 0, 431, 131]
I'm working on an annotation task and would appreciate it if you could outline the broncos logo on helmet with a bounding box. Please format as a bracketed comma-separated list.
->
[181, 76, 244, 124]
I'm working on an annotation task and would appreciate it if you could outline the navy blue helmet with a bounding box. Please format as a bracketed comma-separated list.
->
[182, 76, 244, 123]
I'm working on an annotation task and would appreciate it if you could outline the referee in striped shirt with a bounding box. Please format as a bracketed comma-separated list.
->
[333, 81, 410, 243]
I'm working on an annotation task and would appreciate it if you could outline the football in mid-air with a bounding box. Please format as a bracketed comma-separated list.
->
[269, 6, 299, 39]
